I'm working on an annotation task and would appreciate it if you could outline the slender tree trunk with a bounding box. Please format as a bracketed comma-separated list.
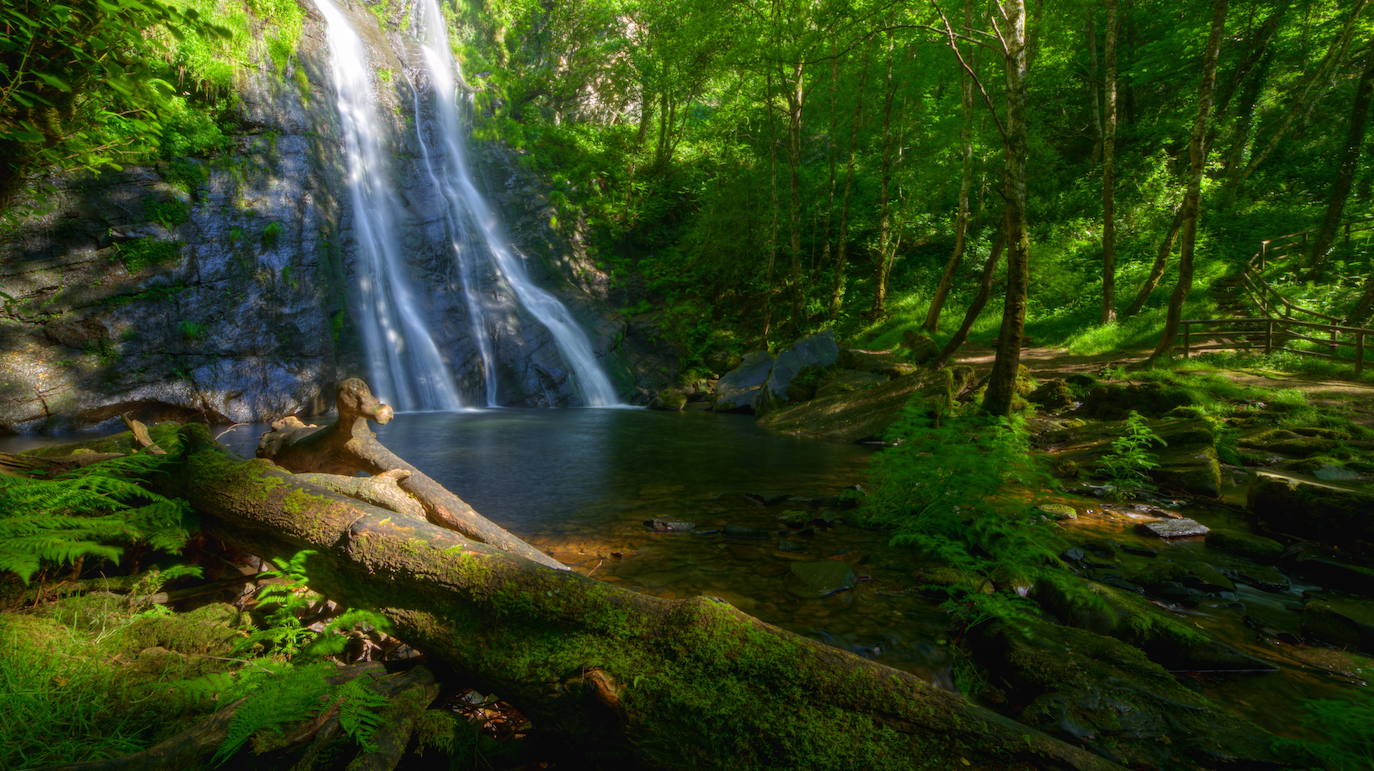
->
[1121, 203, 1184, 318]
[1309, 41, 1374, 271]
[924, 0, 976, 334]
[786, 59, 806, 332]
[1087, 12, 1103, 164]
[1101, 0, 1120, 323]
[828, 57, 869, 319]
[819, 50, 840, 304]
[762, 71, 780, 348]
[936, 228, 1007, 367]
[982, 0, 1031, 417]
[870, 35, 898, 320]
[1147, 0, 1227, 364]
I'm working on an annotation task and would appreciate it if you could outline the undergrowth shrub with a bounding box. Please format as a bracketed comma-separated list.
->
[859, 408, 1062, 631]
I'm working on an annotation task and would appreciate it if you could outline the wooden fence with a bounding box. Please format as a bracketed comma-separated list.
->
[1177, 216, 1374, 372]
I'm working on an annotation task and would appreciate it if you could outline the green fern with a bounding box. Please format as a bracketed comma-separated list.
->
[1097, 411, 1166, 501]
[337, 675, 389, 751]
[213, 661, 336, 764]
[0, 430, 192, 582]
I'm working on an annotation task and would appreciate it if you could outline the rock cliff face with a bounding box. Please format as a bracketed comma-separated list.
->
[0, 14, 345, 433]
[0, 1, 673, 433]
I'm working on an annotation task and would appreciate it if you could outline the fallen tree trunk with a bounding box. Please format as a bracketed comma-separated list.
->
[172, 423, 1118, 770]
[256, 377, 565, 571]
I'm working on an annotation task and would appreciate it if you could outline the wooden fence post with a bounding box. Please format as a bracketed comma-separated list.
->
[1358, 333, 1365, 376]
[1264, 320, 1273, 355]
[1182, 323, 1191, 359]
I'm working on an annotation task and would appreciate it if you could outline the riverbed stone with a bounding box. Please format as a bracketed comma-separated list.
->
[787, 561, 857, 598]
[648, 388, 687, 411]
[1140, 518, 1210, 539]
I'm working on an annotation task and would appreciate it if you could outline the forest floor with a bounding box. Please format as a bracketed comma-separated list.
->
[958, 345, 1374, 425]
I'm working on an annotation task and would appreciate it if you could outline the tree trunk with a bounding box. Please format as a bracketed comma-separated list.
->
[982, 0, 1031, 417]
[162, 423, 1117, 770]
[1101, 0, 1120, 323]
[828, 55, 869, 320]
[1121, 203, 1184, 318]
[762, 70, 780, 347]
[936, 227, 1007, 367]
[869, 35, 899, 320]
[924, 0, 977, 334]
[786, 59, 807, 332]
[256, 378, 566, 572]
[1147, 0, 1227, 364]
[1309, 41, 1374, 271]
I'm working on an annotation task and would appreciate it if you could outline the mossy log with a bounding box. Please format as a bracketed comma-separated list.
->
[256, 377, 565, 571]
[172, 424, 1117, 770]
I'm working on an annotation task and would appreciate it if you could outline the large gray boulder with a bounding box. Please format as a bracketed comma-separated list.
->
[713, 351, 775, 412]
[763, 330, 840, 402]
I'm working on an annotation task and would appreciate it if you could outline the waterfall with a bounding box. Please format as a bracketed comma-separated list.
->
[315, 0, 621, 409]
[314, 0, 464, 411]
[408, 0, 620, 407]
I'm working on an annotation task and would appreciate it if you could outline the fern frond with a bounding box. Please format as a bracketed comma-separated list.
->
[337, 675, 388, 751]
[213, 662, 336, 764]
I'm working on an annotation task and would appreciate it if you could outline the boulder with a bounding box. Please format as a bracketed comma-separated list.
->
[759, 366, 973, 443]
[814, 369, 890, 399]
[762, 331, 840, 402]
[1238, 428, 1337, 458]
[899, 330, 939, 364]
[649, 388, 687, 411]
[1301, 597, 1374, 654]
[1081, 381, 1198, 420]
[1151, 445, 1222, 498]
[837, 348, 916, 377]
[1028, 380, 1074, 410]
[1206, 530, 1284, 564]
[713, 351, 774, 412]
[1248, 470, 1374, 553]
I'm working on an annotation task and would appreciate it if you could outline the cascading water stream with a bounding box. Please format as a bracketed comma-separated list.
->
[408, 0, 621, 407]
[314, 0, 464, 411]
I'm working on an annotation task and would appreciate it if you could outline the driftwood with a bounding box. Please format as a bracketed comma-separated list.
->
[293, 470, 426, 519]
[170, 423, 1118, 770]
[257, 378, 565, 571]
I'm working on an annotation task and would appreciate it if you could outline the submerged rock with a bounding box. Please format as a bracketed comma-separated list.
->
[787, 561, 857, 598]
[643, 520, 695, 533]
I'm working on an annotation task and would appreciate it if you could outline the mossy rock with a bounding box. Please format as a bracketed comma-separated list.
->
[1028, 380, 1074, 410]
[814, 368, 890, 399]
[1206, 529, 1284, 564]
[899, 329, 939, 364]
[649, 388, 687, 411]
[1081, 381, 1198, 420]
[759, 366, 973, 443]
[1238, 428, 1338, 458]
[1248, 470, 1374, 553]
[836, 348, 916, 377]
[1151, 444, 1222, 498]
[967, 619, 1279, 768]
[1301, 597, 1374, 654]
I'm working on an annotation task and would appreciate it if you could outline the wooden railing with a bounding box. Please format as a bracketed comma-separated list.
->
[1178, 216, 1374, 373]
[1179, 316, 1371, 374]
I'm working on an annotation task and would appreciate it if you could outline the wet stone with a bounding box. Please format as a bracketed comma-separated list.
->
[723, 524, 774, 539]
[1038, 503, 1078, 520]
[788, 561, 858, 598]
[644, 519, 695, 533]
[1139, 518, 1210, 539]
